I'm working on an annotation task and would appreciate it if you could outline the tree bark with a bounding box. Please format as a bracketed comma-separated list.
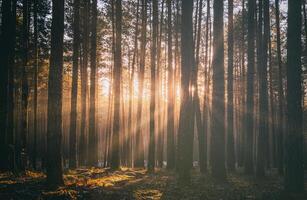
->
[110, 0, 122, 169]
[88, 0, 98, 166]
[46, 0, 65, 186]
[134, 0, 147, 168]
[148, 0, 158, 172]
[211, 0, 226, 179]
[275, 0, 284, 175]
[69, 0, 80, 169]
[244, 0, 256, 175]
[256, 0, 269, 177]
[166, 0, 175, 170]
[79, 0, 90, 166]
[178, 0, 194, 181]
[285, 0, 304, 193]
[0, 0, 15, 171]
[227, 0, 235, 171]
[32, 0, 39, 170]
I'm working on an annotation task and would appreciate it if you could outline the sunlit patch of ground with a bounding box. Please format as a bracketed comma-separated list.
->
[134, 189, 162, 200]
[0, 168, 306, 200]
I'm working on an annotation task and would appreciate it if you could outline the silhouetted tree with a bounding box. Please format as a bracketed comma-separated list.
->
[46, 0, 65, 186]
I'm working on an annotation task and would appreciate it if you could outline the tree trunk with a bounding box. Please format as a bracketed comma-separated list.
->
[244, 0, 256, 175]
[275, 0, 284, 175]
[178, 0, 193, 181]
[227, 0, 235, 171]
[32, 0, 39, 170]
[202, 0, 211, 173]
[156, 0, 165, 168]
[148, 0, 158, 172]
[69, 0, 80, 169]
[135, 0, 147, 168]
[285, 0, 304, 193]
[46, 0, 65, 186]
[256, 0, 269, 177]
[211, 0, 226, 179]
[166, 0, 175, 170]
[7, 0, 17, 172]
[79, 0, 89, 166]
[88, 0, 98, 166]
[19, 0, 30, 171]
[110, 0, 122, 169]
[0, 0, 15, 171]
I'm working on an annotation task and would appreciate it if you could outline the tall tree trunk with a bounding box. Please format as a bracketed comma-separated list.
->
[148, 0, 158, 172]
[268, 27, 277, 168]
[194, 0, 206, 174]
[135, 0, 147, 168]
[211, 0, 226, 179]
[127, 0, 140, 168]
[156, 0, 165, 168]
[227, 0, 235, 171]
[110, 0, 122, 169]
[202, 0, 211, 173]
[20, 0, 30, 171]
[256, 0, 269, 177]
[46, 0, 65, 186]
[167, 0, 175, 170]
[275, 0, 285, 175]
[69, 0, 80, 169]
[0, 0, 15, 171]
[178, 0, 193, 181]
[7, 0, 17, 172]
[32, 0, 39, 170]
[244, 0, 256, 175]
[88, 0, 98, 166]
[79, 0, 89, 166]
[285, 0, 304, 193]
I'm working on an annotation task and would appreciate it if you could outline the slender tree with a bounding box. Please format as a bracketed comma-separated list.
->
[156, 0, 165, 168]
[211, 0, 226, 179]
[227, 0, 235, 171]
[135, 0, 147, 168]
[0, 0, 15, 171]
[79, 0, 90, 166]
[178, 0, 193, 181]
[7, 0, 17, 171]
[148, 0, 158, 172]
[128, 0, 140, 168]
[256, 0, 269, 177]
[194, 0, 206, 174]
[244, 0, 256, 174]
[20, 0, 30, 171]
[69, 0, 80, 169]
[202, 0, 211, 173]
[88, 0, 98, 166]
[46, 0, 65, 186]
[275, 0, 284, 175]
[167, 0, 175, 170]
[285, 0, 304, 193]
[32, 0, 39, 170]
[110, 0, 122, 169]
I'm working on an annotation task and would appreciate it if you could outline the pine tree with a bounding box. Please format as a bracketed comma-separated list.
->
[148, 0, 158, 172]
[46, 0, 65, 186]
[69, 0, 80, 169]
[110, 0, 122, 170]
[285, 0, 304, 193]
[211, 0, 226, 179]
[88, 0, 98, 166]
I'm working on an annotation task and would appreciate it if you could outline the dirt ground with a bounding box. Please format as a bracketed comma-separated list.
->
[0, 168, 306, 200]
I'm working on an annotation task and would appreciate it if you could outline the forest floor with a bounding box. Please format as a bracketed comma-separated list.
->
[0, 167, 306, 200]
